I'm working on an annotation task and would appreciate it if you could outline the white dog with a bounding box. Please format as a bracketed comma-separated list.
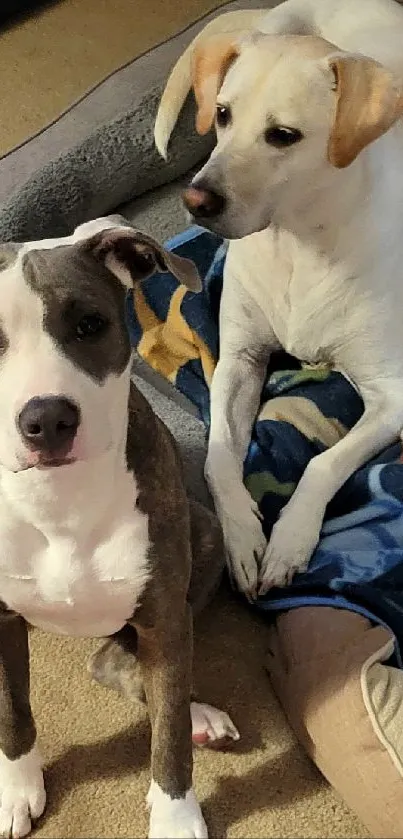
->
[155, 0, 403, 599]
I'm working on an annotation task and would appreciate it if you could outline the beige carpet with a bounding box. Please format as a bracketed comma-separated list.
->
[0, 0, 231, 156]
[29, 586, 368, 838]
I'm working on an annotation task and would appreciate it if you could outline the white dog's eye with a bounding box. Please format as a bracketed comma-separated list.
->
[264, 126, 303, 148]
[216, 105, 231, 128]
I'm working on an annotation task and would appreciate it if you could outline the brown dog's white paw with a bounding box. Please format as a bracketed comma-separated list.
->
[0, 743, 46, 838]
[147, 781, 207, 839]
[191, 702, 240, 749]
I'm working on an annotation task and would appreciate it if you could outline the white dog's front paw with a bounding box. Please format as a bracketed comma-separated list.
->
[259, 511, 320, 594]
[220, 496, 266, 599]
[147, 781, 207, 838]
[0, 743, 46, 838]
[191, 702, 240, 748]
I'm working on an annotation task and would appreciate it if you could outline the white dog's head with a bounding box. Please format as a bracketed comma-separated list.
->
[183, 33, 403, 238]
[0, 217, 200, 474]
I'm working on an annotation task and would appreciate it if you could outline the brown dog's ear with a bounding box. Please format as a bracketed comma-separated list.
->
[192, 34, 240, 135]
[85, 227, 202, 292]
[328, 53, 403, 168]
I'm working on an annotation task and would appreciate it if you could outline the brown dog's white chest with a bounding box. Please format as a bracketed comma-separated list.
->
[0, 474, 150, 637]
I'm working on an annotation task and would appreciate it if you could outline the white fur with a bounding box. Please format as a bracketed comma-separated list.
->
[147, 780, 207, 839]
[190, 702, 240, 745]
[156, 0, 403, 596]
[0, 742, 45, 839]
[0, 452, 150, 636]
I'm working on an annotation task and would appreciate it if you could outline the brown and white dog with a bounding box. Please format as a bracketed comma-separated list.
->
[0, 216, 238, 839]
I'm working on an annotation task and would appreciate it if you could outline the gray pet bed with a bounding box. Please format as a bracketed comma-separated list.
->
[0, 0, 267, 242]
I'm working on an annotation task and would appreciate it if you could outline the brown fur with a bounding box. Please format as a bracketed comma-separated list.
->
[88, 499, 224, 706]
[0, 614, 36, 761]
[328, 53, 403, 168]
[126, 384, 223, 796]
[192, 35, 240, 135]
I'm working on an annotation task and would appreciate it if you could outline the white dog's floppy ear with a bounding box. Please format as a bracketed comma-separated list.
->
[85, 227, 202, 292]
[192, 34, 240, 135]
[328, 53, 403, 168]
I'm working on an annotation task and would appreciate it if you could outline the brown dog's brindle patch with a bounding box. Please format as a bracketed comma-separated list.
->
[23, 246, 131, 383]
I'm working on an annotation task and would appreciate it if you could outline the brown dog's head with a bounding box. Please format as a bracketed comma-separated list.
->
[0, 217, 201, 474]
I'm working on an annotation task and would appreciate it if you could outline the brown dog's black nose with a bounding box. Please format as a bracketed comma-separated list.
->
[183, 185, 226, 219]
[18, 397, 80, 453]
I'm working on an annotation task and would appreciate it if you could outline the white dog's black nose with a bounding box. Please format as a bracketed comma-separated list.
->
[18, 397, 80, 453]
[183, 185, 226, 219]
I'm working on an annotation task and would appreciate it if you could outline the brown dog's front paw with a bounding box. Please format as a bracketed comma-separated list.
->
[0, 743, 46, 838]
[147, 782, 208, 838]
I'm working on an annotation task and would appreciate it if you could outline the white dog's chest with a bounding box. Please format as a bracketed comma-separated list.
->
[230, 232, 395, 378]
[0, 491, 150, 637]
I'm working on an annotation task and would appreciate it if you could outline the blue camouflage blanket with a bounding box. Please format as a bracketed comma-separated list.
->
[127, 225, 403, 666]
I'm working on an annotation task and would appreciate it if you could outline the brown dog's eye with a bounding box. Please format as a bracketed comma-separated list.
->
[216, 105, 231, 128]
[265, 126, 303, 147]
[75, 314, 108, 341]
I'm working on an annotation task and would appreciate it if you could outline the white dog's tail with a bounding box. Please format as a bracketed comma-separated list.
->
[154, 9, 265, 159]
